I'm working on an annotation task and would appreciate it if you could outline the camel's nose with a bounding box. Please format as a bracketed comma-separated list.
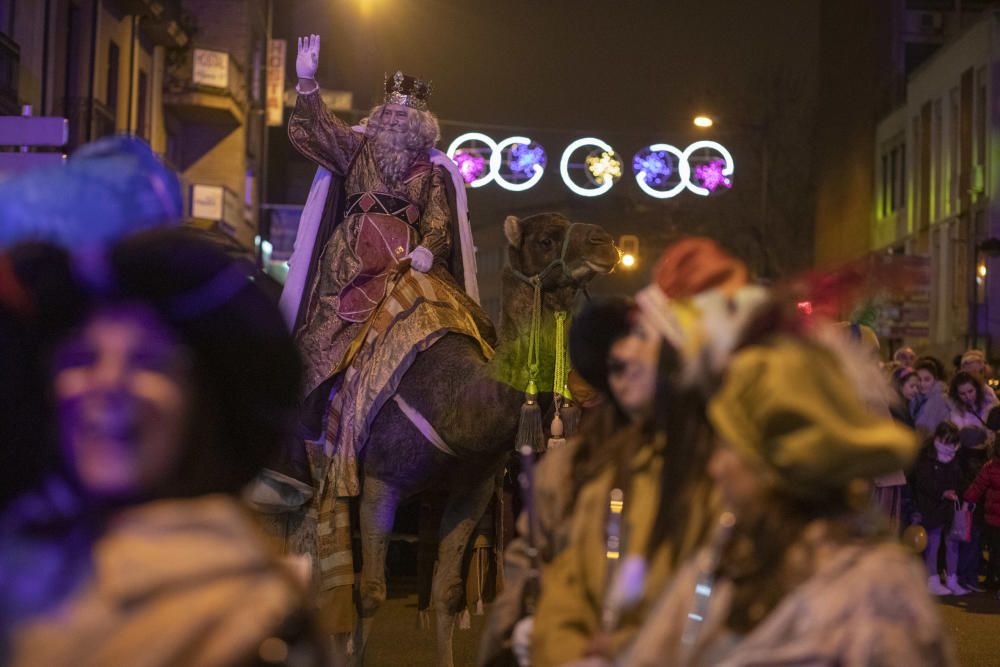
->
[588, 229, 614, 246]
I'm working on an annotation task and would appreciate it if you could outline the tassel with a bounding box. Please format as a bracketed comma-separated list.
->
[458, 608, 472, 630]
[547, 411, 566, 449]
[561, 398, 581, 437]
[475, 597, 484, 615]
[516, 380, 545, 453]
[416, 609, 431, 631]
[346, 634, 355, 657]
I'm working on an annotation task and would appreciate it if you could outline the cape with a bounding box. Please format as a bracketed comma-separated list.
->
[279, 141, 479, 333]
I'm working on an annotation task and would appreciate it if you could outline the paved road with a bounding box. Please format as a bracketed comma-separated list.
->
[364, 579, 1000, 666]
[938, 592, 1000, 666]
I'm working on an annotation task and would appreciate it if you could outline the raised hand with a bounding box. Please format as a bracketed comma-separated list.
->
[296, 34, 320, 80]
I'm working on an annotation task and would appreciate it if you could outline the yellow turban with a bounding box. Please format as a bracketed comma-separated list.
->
[707, 336, 918, 499]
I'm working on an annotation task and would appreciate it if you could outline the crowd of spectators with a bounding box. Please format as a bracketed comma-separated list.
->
[890, 346, 1000, 596]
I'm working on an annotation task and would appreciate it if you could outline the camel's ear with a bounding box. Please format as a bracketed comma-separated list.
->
[504, 215, 522, 248]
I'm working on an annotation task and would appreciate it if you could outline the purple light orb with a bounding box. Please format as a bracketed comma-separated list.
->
[694, 159, 732, 192]
[454, 150, 486, 184]
[631, 149, 672, 186]
[509, 142, 547, 177]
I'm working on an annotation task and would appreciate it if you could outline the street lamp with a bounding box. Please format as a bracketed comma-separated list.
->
[619, 234, 639, 270]
[692, 112, 771, 274]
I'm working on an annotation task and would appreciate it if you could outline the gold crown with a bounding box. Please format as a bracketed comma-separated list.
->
[383, 71, 431, 111]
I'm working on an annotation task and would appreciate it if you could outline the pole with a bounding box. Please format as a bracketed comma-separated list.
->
[126, 14, 137, 134]
[40, 0, 51, 114]
[85, 0, 99, 142]
[970, 238, 979, 350]
[258, 0, 272, 266]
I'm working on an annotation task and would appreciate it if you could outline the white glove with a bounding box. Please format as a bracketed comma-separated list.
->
[511, 616, 534, 667]
[296, 34, 320, 80]
[407, 246, 433, 273]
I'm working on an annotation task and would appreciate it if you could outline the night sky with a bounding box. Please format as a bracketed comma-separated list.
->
[276, 0, 820, 134]
[273, 1, 827, 302]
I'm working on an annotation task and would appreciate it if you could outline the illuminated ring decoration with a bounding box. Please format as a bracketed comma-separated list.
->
[560, 137, 617, 197]
[633, 141, 735, 198]
[492, 136, 545, 192]
[682, 140, 735, 196]
[446, 133, 734, 198]
[635, 143, 688, 199]
[447, 133, 545, 191]
[446, 132, 496, 188]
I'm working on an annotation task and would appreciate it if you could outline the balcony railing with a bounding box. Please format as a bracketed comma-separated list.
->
[165, 46, 248, 122]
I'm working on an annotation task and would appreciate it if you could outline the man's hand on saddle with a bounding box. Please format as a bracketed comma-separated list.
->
[405, 247, 433, 273]
[296, 34, 320, 93]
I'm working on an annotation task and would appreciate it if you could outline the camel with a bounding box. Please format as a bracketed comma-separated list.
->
[355, 212, 618, 666]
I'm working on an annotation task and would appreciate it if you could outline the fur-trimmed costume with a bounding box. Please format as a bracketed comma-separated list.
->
[280, 87, 494, 635]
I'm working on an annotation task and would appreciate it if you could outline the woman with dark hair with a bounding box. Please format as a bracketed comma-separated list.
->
[530, 238, 768, 667]
[622, 328, 952, 667]
[912, 356, 951, 439]
[948, 370, 996, 432]
[0, 245, 88, 509]
[0, 231, 323, 666]
[478, 296, 636, 666]
[891, 366, 919, 428]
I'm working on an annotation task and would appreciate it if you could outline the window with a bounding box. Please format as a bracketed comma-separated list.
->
[882, 153, 889, 218]
[898, 144, 906, 214]
[106, 41, 120, 120]
[136, 69, 148, 139]
[881, 141, 906, 218]
[933, 98, 942, 221]
[0, 0, 14, 38]
[949, 87, 960, 211]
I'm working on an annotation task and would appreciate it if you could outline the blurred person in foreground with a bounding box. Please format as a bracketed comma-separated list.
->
[0, 245, 89, 509]
[478, 296, 635, 666]
[529, 239, 767, 667]
[0, 231, 325, 667]
[620, 317, 951, 667]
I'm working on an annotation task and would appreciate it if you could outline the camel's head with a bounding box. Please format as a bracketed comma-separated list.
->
[503, 213, 618, 289]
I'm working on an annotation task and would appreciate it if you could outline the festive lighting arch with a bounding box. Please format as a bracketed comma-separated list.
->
[683, 140, 735, 196]
[491, 136, 545, 192]
[446, 132, 497, 188]
[446, 133, 735, 199]
[634, 143, 688, 199]
[560, 137, 618, 197]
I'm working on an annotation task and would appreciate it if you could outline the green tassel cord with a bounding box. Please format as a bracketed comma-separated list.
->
[515, 277, 547, 453]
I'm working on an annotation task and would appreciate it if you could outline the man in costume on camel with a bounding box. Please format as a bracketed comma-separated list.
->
[278, 33, 494, 649]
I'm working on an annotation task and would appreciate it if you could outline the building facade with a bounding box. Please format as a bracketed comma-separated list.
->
[1, 0, 269, 248]
[873, 9, 1000, 361]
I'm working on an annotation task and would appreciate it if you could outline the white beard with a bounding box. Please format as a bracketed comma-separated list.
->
[370, 128, 423, 189]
